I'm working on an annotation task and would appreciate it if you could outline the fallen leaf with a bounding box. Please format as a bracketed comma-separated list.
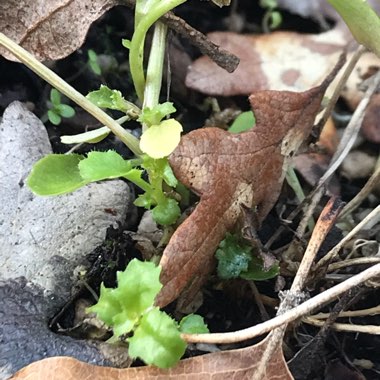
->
[11, 335, 293, 379]
[186, 30, 347, 96]
[156, 60, 344, 308]
[0, 0, 119, 61]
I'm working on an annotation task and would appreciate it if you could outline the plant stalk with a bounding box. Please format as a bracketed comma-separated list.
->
[0, 33, 142, 156]
[129, 0, 186, 102]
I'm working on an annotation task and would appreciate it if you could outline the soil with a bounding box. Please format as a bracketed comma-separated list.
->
[1, 1, 380, 379]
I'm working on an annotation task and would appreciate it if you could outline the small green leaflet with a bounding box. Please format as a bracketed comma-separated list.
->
[228, 111, 255, 134]
[216, 233, 252, 279]
[128, 307, 186, 368]
[61, 126, 111, 144]
[152, 197, 181, 226]
[138, 102, 176, 127]
[86, 85, 138, 114]
[216, 233, 279, 281]
[179, 314, 209, 334]
[50, 88, 61, 106]
[27, 151, 137, 196]
[27, 154, 86, 195]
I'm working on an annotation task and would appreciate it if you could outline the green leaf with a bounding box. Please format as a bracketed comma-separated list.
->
[138, 102, 176, 126]
[50, 88, 61, 106]
[78, 150, 132, 181]
[88, 259, 163, 337]
[128, 307, 186, 368]
[87, 49, 102, 75]
[269, 11, 282, 29]
[152, 197, 181, 226]
[216, 233, 252, 279]
[228, 111, 255, 134]
[327, 0, 380, 57]
[61, 126, 111, 144]
[27, 154, 86, 195]
[56, 104, 75, 118]
[86, 85, 133, 113]
[240, 256, 279, 281]
[140, 119, 183, 159]
[47, 109, 61, 125]
[179, 314, 209, 334]
[134, 192, 154, 208]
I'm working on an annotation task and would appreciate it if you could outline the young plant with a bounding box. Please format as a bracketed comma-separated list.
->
[45, 88, 75, 125]
[88, 259, 208, 368]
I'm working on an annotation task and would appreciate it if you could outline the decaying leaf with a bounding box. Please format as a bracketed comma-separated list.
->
[0, 0, 119, 61]
[155, 60, 344, 308]
[11, 336, 293, 379]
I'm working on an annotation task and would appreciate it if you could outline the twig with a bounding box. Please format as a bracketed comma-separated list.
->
[181, 262, 380, 344]
[315, 204, 380, 270]
[339, 156, 380, 220]
[327, 257, 380, 272]
[310, 304, 380, 319]
[303, 317, 380, 334]
[121, 0, 240, 73]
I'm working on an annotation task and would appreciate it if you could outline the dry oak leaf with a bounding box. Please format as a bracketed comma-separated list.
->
[11, 336, 293, 379]
[0, 0, 119, 61]
[155, 62, 343, 308]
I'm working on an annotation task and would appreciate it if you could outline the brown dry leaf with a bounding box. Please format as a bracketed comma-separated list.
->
[186, 29, 347, 96]
[11, 336, 293, 380]
[0, 0, 119, 61]
[155, 61, 344, 308]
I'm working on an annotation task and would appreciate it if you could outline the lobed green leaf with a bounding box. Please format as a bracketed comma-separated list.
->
[128, 307, 186, 368]
[152, 197, 181, 226]
[138, 102, 176, 126]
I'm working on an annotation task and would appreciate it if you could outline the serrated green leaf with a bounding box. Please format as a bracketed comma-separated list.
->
[27, 154, 86, 195]
[179, 314, 209, 334]
[78, 150, 132, 181]
[88, 259, 162, 337]
[48, 109, 61, 125]
[327, 0, 380, 57]
[56, 104, 75, 118]
[86, 85, 132, 113]
[61, 126, 111, 144]
[216, 233, 252, 279]
[87, 284, 123, 326]
[134, 192, 154, 208]
[152, 197, 181, 226]
[140, 119, 183, 159]
[50, 88, 61, 106]
[138, 102, 176, 126]
[228, 111, 255, 134]
[240, 256, 279, 281]
[128, 308, 186, 368]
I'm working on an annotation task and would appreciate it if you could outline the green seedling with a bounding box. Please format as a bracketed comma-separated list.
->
[87, 49, 102, 76]
[260, 0, 282, 32]
[46, 88, 75, 125]
[88, 259, 208, 368]
[216, 233, 279, 281]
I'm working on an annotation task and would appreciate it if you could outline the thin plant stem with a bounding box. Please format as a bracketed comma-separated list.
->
[0, 33, 142, 156]
[129, 0, 186, 102]
[143, 21, 168, 130]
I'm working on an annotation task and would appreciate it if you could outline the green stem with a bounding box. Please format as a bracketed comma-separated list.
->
[0, 33, 142, 157]
[129, 0, 186, 102]
[142, 21, 168, 131]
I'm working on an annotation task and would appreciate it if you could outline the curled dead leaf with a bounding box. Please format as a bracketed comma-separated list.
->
[0, 0, 119, 61]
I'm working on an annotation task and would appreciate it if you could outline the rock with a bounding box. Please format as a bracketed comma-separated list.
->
[0, 102, 133, 306]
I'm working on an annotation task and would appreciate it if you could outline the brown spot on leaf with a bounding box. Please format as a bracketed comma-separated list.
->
[281, 69, 301, 86]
